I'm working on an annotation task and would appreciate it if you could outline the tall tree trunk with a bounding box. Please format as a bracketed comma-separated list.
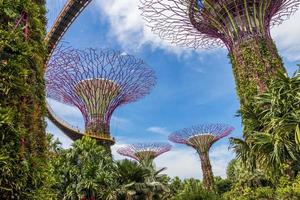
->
[199, 151, 214, 191]
[229, 37, 285, 135]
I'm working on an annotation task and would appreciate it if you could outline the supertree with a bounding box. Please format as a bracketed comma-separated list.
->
[140, 0, 300, 125]
[45, 47, 156, 149]
[169, 124, 234, 190]
[117, 143, 172, 165]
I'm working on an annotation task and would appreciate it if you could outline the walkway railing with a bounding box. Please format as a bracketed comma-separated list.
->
[45, 0, 92, 55]
[46, 102, 83, 135]
[46, 102, 115, 144]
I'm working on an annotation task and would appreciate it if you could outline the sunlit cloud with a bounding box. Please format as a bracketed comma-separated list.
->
[272, 10, 300, 62]
[147, 126, 170, 136]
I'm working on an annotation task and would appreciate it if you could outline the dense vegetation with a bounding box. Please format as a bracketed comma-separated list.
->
[227, 70, 300, 199]
[44, 70, 300, 200]
[0, 0, 48, 199]
[45, 136, 231, 200]
[1, 0, 300, 199]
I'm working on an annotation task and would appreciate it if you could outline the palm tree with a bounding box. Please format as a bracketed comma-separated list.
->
[115, 159, 150, 200]
[115, 159, 170, 200]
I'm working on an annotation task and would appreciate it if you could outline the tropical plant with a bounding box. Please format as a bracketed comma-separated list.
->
[51, 136, 117, 200]
[214, 176, 232, 195]
[115, 159, 151, 199]
[115, 159, 170, 200]
[275, 174, 300, 199]
[171, 178, 220, 200]
[231, 71, 300, 180]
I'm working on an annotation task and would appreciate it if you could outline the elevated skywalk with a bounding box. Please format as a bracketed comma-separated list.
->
[46, 102, 84, 140]
[45, 0, 92, 55]
[46, 102, 115, 144]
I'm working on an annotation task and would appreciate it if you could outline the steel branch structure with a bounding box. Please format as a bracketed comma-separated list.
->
[169, 124, 234, 190]
[45, 47, 156, 148]
[140, 0, 300, 123]
[140, 0, 300, 49]
[117, 143, 172, 164]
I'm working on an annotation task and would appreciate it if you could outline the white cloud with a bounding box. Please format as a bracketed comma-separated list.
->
[147, 126, 169, 136]
[155, 144, 234, 179]
[155, 148, 202, 179]
[46, 119, 74, 148]
[210, 144, 235, 178]
[47, 98, 82, 119]
[94, 0, 191, 55]
[111, 143, 129, 160]
[111, 116, 133, 131]
[272, 10, 300, 62]
[94, 0, 300, 61]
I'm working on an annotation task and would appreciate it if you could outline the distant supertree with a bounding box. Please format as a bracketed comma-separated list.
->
[117, 143, 172, 165]
[45, 47, 156, 149]
[169, 124, 234, 190]
[140, 0, 300, 122]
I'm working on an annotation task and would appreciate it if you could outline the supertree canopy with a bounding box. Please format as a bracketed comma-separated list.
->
[140, 0, 300, 129]
[117, 143, 172, 165]
[45, 47, 156, 147]
[169, 124, 234, 190]
[141, 0, 300, 49]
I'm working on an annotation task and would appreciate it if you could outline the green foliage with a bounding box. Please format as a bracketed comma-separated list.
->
[115, 159, 171, 200]
[214, 176, 232, 195]
[230, 38, 284, 110]
[223, 186, 275, 200]
[168, 177, 184, 198]
[51, 136, 117, 200]
[171, 178, 220, 200]
[227, 70, 300, 199]
[275, 175, 300, 200]
[0, 0, 48, 199]
[231, 71, 300, 179]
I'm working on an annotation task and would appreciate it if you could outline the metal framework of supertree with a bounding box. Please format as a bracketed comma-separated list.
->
[140, 0, 300, 119]
[117, 143, 172, 164]
[140, 0, 300, 49]
[45, 47, 156, 148]
[169, 124, 234, 190]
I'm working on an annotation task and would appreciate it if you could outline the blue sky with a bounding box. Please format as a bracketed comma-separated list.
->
[46, 0, 300, 179]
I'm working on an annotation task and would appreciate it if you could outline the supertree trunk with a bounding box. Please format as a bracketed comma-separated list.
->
[199, 151, 214, 191]
[229, 37, 285, 131]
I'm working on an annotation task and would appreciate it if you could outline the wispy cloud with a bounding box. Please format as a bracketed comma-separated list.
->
[47, 98, 82, 119]
[46, 119, 74, 148]
[94, 0, 300, 62]
[146, 126, 170, 136]
[271, 10, 300, 62]
[94, 0, 191, 55]
[155, 144, 234, 179]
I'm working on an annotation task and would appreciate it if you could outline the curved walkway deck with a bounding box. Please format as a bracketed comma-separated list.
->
[46, 102, 84, 140]
[45, 0, 92, 55]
